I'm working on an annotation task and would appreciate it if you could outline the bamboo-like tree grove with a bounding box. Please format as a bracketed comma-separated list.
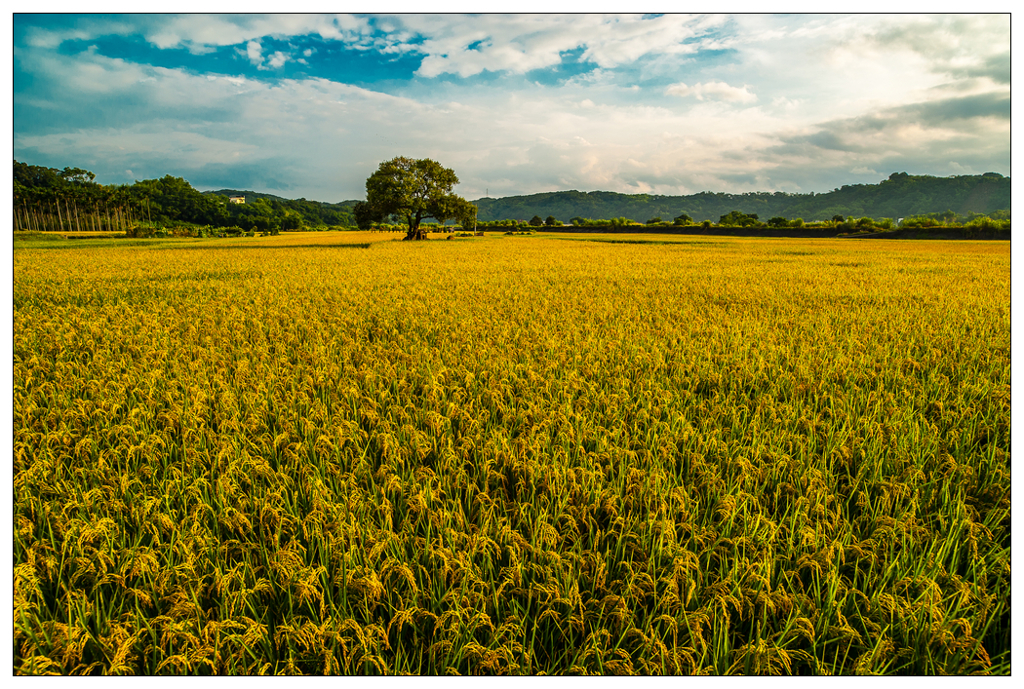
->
[13, 182, 141, 233]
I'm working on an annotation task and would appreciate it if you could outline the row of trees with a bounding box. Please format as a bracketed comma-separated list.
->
[14, 163, 142, 233]
[512, 209, 1009, 231]
[344, 207, 1011, 235]
[13, 161, 357, 235]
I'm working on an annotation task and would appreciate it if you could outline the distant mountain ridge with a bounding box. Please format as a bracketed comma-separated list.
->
[470, 172, 1010, 223]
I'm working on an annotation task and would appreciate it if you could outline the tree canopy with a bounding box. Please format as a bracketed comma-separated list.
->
[360, 157, 476, 240]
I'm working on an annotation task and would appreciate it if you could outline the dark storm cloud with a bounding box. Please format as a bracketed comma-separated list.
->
[954, 52, 1011, 84]
[889, 92, 1009, 126]
[772, 91, 1009, 158]
[801, 131, 852, 152]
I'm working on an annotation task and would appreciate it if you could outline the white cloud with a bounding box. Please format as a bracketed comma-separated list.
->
[666, 80, 757, 104]
[244, 40, 289, 71]
[265, 52, 288, 69]
[718, 14, 1009, 115]
[144, 14, 373, 53]
[246, 40, 263, 66]
[406, 14, 720, 77]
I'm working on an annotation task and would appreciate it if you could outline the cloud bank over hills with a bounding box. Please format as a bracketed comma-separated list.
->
[14, 13, 1010, 203]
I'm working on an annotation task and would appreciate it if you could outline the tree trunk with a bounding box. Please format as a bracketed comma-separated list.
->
[67, 198, 78, 233]
[406, 210, 429, 240]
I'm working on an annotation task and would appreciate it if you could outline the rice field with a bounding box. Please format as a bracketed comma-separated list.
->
[12, 231, 1010, 675]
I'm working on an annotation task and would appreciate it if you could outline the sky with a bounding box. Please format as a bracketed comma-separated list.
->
[10, 9, 1012, 204]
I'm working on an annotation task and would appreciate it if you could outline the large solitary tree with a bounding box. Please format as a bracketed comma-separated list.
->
[359, 157, 476, 240]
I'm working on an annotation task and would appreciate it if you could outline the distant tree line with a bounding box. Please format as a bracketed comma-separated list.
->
[15, 161, 1010, 237]
[516, 209, 1008, 232]
[334, 208, 1010, 235]
[13, 161, 357, 235]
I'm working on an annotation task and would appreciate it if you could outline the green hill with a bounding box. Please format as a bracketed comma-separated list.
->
[471, 172, 1010, 224]
[203, 188, 293, 203]
[204, 188, 358, 209]
[202, 189, 359, 228]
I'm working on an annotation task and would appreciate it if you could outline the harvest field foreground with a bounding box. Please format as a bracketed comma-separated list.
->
[13, 231, 1010, 674]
